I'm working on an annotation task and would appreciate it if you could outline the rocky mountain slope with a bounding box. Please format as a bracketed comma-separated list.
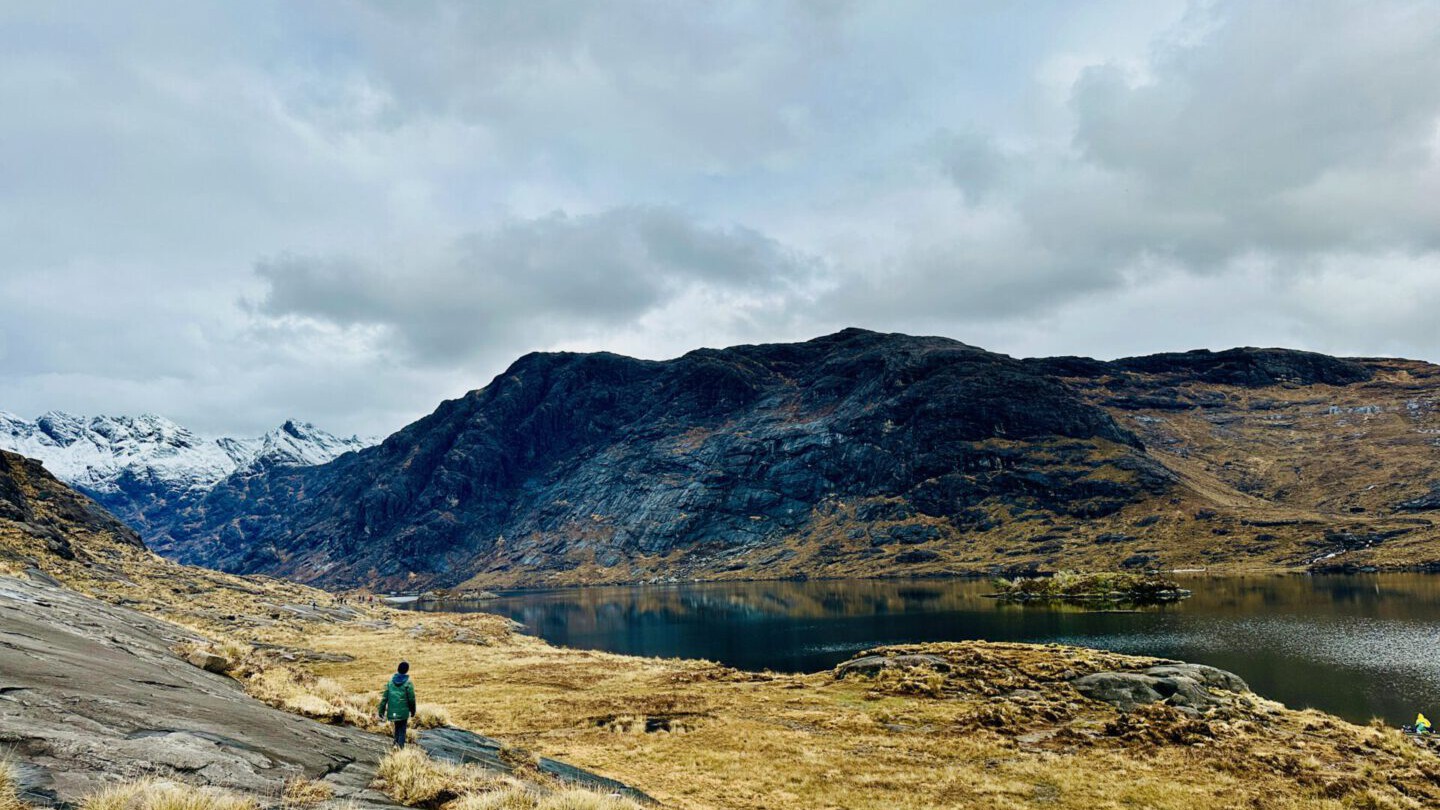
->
[131, 328, 1440, 590]
[0, 450, 652, 809]
[0, 412, 372, 544]
[151, 329, 1173, 587]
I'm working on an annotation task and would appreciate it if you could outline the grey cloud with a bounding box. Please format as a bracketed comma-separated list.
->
[281, 1, 855, 174]
[826, 0, 1440, 328]
[255, 207, 820, 363]
[1065, 0, 1440, 260]
[6, 0, 1440, 439]
[933, 129, 1011, 203]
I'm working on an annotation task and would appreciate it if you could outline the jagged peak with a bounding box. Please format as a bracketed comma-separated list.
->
[0, 411, 376, 493]
[277, 419, 311, 439]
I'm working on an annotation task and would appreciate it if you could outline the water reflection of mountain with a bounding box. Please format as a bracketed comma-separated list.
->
[415, 574, 1440, 725]
[491, 579, 998, 626]
[443, 574, 1440, 634]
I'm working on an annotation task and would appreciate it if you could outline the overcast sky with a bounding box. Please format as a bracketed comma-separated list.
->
[3, 1, 1439, 437]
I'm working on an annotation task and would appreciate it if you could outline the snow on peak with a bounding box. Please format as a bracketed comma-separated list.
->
[0, 412, 375, 493]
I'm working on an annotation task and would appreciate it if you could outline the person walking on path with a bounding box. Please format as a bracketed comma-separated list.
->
[378, 661, 417, 748]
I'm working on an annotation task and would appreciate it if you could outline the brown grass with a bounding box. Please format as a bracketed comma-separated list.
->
[78, 779, 257, 810]
[279, 777, 333, 808]
[175, 637, 452, 739]
[305, 619, 1440, 810]
[372, 749, 642, 810]
[0, 761, 29, 810]
[447, 789, 647, 810]
[372, 748, 522, 807]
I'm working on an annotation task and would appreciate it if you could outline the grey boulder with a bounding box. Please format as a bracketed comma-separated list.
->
[1143, 663, 1248, 693]
[835, 654, 950, 679]
[1071, 662, 1248, 712]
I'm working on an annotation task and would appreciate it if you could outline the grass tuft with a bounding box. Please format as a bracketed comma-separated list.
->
[280, 777, 333, 808]
[413, 704, 453, 730]
[372, 748, 507, 808]
[372, 749, 642, 810]
[1, 761, 30, 810]
[78, 779, 257, 810]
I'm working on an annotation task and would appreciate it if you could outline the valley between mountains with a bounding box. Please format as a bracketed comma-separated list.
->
[8, 435, 1440, 810]
[8, 328, 1440, 590]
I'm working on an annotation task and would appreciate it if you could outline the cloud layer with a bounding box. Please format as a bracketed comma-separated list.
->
[2, 0, 1439, 436]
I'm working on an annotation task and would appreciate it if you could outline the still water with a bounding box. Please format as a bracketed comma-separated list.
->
[409, 574, 1440, 726]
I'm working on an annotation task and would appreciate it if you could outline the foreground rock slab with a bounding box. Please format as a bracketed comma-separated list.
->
[0, 574, 396, 808]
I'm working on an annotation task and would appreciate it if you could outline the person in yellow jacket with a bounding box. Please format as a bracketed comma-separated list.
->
[1415, 712, 1431, 734]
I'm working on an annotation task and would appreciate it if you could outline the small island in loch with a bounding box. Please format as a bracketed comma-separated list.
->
[988, 571, 1194, 604]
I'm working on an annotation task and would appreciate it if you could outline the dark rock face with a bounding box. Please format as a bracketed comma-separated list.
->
[1398, 484, 1440, 511]
[158, 329, 1160, 588]
[1029, 347, 1374, 388]
[0, 451, 145, 550]
[1112, 348, 1374, 387]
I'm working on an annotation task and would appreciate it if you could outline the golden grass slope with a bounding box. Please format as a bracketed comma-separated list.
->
[0, 449, 368, 640]
[305, 618, 1440, 810]
[78, 779, 259, 810]
[1065, 358, 1440, 571]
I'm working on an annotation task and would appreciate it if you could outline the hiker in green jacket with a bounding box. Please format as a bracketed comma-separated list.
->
[378, 661, 417, 748]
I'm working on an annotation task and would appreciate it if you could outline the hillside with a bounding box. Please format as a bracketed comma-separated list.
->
[155, 329, 1174, 588]
[1039, 351, 1440, 572]
[0, 450, 650, 809]
[105, 330, 1440, 589]
[0, 448, 356, 625]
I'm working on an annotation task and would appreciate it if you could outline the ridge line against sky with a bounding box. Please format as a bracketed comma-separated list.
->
[3, 0, 1439, 436]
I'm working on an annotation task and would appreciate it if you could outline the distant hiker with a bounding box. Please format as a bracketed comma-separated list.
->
[1417, 712, 1432, 735]
[378, 661, 417, 747]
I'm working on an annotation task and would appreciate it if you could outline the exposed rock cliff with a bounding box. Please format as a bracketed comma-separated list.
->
[160, 330, 1170, 588]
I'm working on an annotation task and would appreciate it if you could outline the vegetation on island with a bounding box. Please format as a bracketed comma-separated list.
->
[989, 570, 1192, 603]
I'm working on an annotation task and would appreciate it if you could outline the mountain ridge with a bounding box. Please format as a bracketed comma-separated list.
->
[135, 328, 1439, 589]
[15, 329, 1440, 590]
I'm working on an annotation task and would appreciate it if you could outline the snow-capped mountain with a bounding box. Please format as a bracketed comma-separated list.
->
[0, 411, 375, 543]
[0, 411, 373, 493]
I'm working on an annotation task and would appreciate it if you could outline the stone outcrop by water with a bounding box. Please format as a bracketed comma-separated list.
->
[1071, 664, 1249, 713]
